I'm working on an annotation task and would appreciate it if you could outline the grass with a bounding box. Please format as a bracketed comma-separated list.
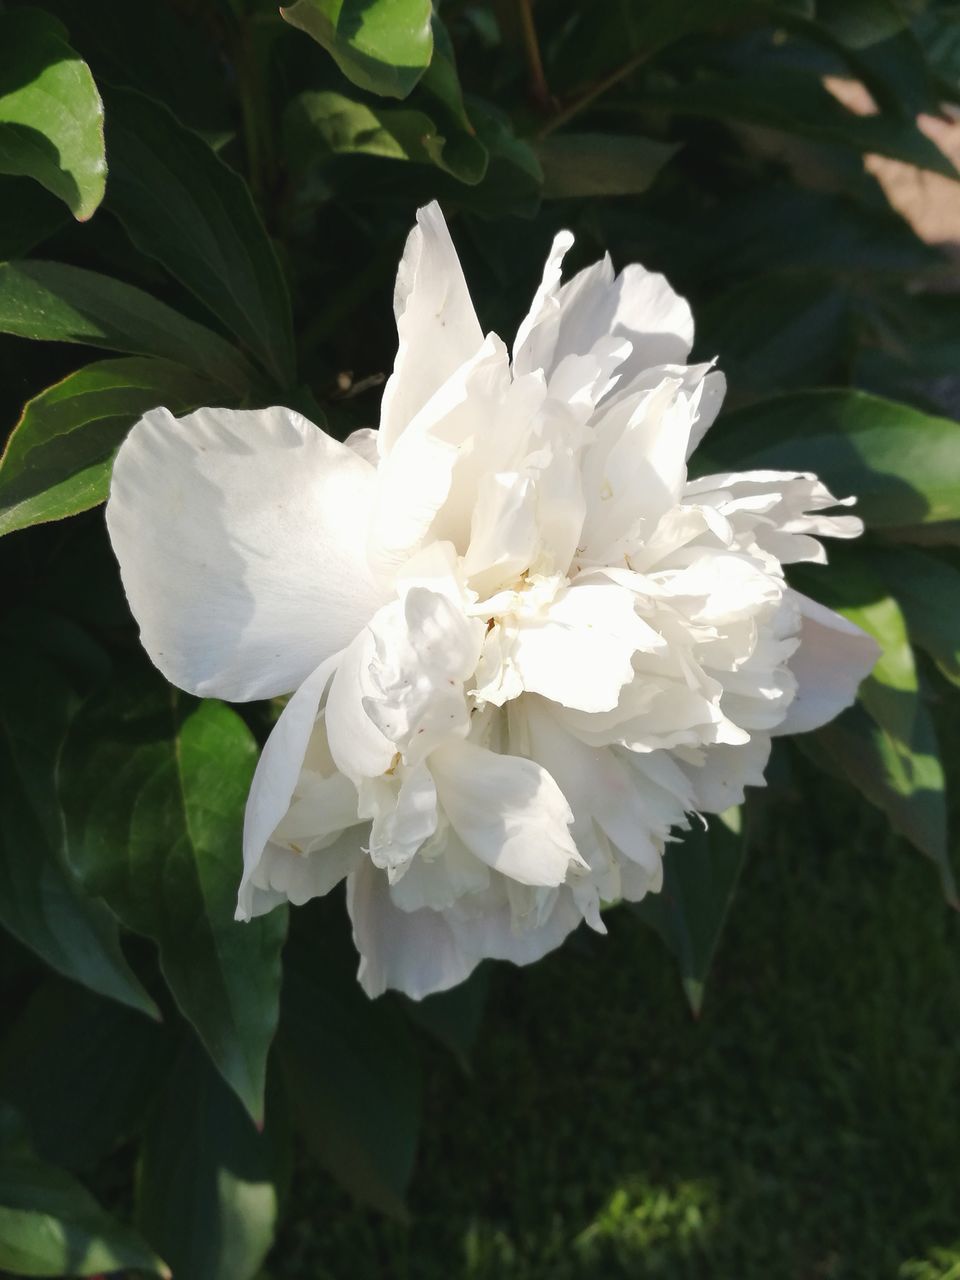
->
[269, 755, 960, 1280]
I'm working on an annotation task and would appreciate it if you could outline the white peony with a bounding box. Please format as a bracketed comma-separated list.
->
[106, 202, 879, 999]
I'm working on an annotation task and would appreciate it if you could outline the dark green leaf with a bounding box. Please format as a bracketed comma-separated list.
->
[814, 0, 909, 48]
[0, 260, 257, 394]
[137, 1039, 277, 1280]
[0, 357, 221, 537]
[536, 132, 679, 199]
[281, 0, 434, 99]
[280, 901, 421, 1216]
[704, 390, 960, 529]
[0, 8, 106, 220]
[103, 87, 295, 388]
[809, 701, 953, 902]
[285, 89, 486, 183]
[643, 70, 958, 178]
[0, 1105, 168, 1278]
[0, 980, 172, 1172]
[866, 547, 960, 687]
[403, 966, 489, 1071]
[632, 809, 745, 1015]
[794, 557, 954, 902]
[61, 678, 287, 1123]
[0, 176, 67, 259]
[0, 641, 157, 1019]
[414, 16, 487, 183]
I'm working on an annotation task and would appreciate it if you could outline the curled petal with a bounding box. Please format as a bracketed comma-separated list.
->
[107, 406, 382, 700]
[430, 741, 584, 887]
[775, 590, 880, 734]
[379, 201, 484, 457]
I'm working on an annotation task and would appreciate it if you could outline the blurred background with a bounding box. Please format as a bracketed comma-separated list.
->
[2, 1, 960, 1276]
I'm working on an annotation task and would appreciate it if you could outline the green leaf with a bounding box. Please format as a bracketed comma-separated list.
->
[632, 809, 745, 1015]
[102, 87, 295, 388]
[704, 390, 960, 530]
[414, 16, 487, 183]
[536, 132, 679, 199]
[0, 1156, 168, 1277]
[794, 557, 955, 902]
[643, 70, 958, 178]
[285, 89, 485, 183]
[0, 980, 172, 1172]
[280, 901, 421, 1216]
[0, 260, 257, 394]
[61, 678, 287, 1123]
[136, 1039, 277, 1280]
[814, 0, 909, 49]
[809, 702, 953, 902]
[0, 640, 157, 1019]
[866, 547, 960, 687]
[402, 966, 489, 1071]
[281, 0, 434, 100]
[0, 8, 106, 220]
[0, 176, 68, 259]
[0, 356, 221, 538]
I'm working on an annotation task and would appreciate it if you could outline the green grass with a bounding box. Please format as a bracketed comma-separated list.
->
[270, 764, 960, 1280]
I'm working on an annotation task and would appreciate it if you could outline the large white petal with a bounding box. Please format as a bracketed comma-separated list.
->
[347, 858, 477, 999]
[107, 405, 382, 701]
[774, 590, 879, 734]
[430, 741, 584, 887]
[237, 653, 342, 921]
[325, 626, 396, 783]
[378, 202, 484, 457]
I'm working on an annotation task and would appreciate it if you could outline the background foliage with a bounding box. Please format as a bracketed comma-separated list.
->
[2, 0, 960, 1275]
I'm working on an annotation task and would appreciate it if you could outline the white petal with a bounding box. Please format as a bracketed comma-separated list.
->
[107, 405, 382, 700]
[677, 734, 772, 812]
[514, 242, 694, 382]
[447, 885, 584, 968]
[237, 653, 341, 920]
[378, 202, 484, 457]
[325, 627, 395, 782]
[511, 576, 665, 714]
[775, 590, 879, 734]
[430, 741, 583, 887]
[524, 699, 666, 876]
[365, 761, 439, 874]
[462, 471, 540, 598]
[244, 827, 365, 912]
[388, 828, 490, 913]
[347, 858, 477, 999]
[368, 335, 511, 581]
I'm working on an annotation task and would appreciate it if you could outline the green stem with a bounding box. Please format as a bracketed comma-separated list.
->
[518, 0, 551, 110]
[536, 48, 651, 139]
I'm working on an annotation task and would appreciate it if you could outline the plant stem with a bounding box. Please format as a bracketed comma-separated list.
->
[537, 47, 651, 139]
[518, 0, 551, 110]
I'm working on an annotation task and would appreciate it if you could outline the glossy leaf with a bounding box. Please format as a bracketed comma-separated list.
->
[0, 357, 220, 537]
[0, 980, 172, 1172]
[536, 132, 679, 199]
[0, 260, 257, 394]
[285, 89, 485, 183]
[0, 8, 106, 220]
[103, 87, 295, 388]
[810, 702, 953, 902]
[281, 0, 434, 99]
[704, 390, 960, 530]
[643, 71, 958, 179]
[280, 902, 421, 1216]
[795, 559, 954, 902]
[61, 678, 287, 1123]
[866, 547, 960, 687]
[632, 809, 745, 1015]
[137, 1039, 277, 1280]
[0, 1103, 168, 1279]
[0, 640, 157, 1019]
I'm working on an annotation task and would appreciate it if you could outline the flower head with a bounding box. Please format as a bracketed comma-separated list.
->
[107, 203, 879, 999]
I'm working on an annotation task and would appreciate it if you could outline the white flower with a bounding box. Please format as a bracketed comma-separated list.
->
[106, 202, 879, 1000]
